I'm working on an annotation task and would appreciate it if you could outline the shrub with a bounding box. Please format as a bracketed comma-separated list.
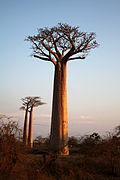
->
[0, 119, 24, 179]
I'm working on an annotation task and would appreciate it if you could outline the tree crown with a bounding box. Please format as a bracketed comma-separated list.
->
[26, 23, 99, 64]
[20, 96, 46, 111]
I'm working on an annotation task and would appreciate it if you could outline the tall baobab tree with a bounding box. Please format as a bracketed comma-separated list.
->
[28, 97, 45, 147]
[26, 23, 99, 155]
[20, 96, 32, 145]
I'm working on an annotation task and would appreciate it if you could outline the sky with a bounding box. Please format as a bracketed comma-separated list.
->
[0, 0, 120, 138]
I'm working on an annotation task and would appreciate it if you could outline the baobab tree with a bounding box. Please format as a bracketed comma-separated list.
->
[26, 23, 99, 155]
[20, 96, 45, 147]
[20, 96, 32, 145]
[27, 97, 45, 147]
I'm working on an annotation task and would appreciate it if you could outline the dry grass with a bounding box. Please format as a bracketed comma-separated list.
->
[0, 121, 120, 180]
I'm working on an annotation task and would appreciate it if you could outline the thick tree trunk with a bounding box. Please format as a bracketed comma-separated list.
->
[23, 109, 28, 145]
[28, 107, 33, 148]
[50, 61, 69, 155]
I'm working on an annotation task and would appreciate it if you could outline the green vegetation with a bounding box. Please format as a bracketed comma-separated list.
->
[0, 118, 120, 180]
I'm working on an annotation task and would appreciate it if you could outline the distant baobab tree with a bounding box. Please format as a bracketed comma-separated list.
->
[20, 96, 32, 145]
[20, 96, 45, 147]
[26, 23, 99, 155]
[28, 97, 45, 147]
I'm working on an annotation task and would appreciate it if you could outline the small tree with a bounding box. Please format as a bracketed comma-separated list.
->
[26, 23, 98, 154]
[115, 125, 120, 137]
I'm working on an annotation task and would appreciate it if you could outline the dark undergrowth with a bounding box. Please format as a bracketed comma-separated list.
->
[0, 120, 120, 180]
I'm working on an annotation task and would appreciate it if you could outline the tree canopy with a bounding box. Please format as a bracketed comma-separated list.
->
[20, 96, 46, 111]
[26, 23, 99, 65]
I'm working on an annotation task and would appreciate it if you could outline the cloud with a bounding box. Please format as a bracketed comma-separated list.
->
[80, 115, 92, 120]
[70, 115, 95, 125]
[79, 115, 95, 124]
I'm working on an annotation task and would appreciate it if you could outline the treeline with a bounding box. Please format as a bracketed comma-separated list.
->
[33, 132, 120, 157]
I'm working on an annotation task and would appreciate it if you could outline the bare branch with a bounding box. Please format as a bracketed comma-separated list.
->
[68, 56, 86, 61]
[34, 55, 50, 61]
[30, 40, 49, 58]
[21, 96, 46, 109]
[26, 23, 99, 64]
[51, 35, 61, 58]
[34, 55, 56, 65]
[40, 41, 59, 60]
[61, 45, 75, 63]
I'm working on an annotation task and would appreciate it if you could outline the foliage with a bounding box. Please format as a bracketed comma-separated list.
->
[68, 136, 79, 147]
[34, 135, 50, 145]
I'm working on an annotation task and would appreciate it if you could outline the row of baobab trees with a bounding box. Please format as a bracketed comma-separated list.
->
[20, 96, 45, 147]
[23, 23, 98, 155]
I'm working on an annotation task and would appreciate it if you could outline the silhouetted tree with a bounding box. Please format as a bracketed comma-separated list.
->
[26, 23, 98, 155]
[27, 97, 45, 147]
[115, 125, 120, 137]
[68, 136, 78, 147]
[20, 97, 32, 145]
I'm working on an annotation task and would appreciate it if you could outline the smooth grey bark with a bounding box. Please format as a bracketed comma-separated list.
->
[50, 61, 69, 155]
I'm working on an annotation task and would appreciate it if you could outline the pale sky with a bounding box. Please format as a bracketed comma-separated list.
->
[0, 0, 120, 137]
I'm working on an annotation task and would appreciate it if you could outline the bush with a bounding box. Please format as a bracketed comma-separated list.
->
[0, 119, 25, 179]
[0, 119, 120, 180]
